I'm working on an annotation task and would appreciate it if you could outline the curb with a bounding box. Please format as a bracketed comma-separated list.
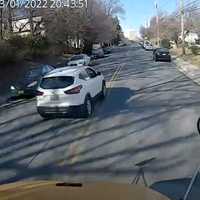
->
[173, 56, 200, 86]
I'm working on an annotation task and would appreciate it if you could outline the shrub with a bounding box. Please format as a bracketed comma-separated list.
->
[25, 35, 49, 58]
[190, 45, 200, 55]
[26, 35, 49, 49]
[161, 39, 171, 49]
[0, 40, 17, 64]
[7, 35, 27, 49]
[0, 34, 56, 64]
[49, 45, 64, 56]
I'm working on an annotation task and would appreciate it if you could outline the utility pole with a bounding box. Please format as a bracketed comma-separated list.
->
[145, 19, 148, 39]
[180, 0, 185, 55]
[155, 1, 160, 47]
[8, 6, 13, 34]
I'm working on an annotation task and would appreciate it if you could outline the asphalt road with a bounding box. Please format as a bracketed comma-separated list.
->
[1, 44, 200, 194]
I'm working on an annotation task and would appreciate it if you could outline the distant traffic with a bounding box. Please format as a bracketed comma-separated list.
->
[139, 40, 171, 62]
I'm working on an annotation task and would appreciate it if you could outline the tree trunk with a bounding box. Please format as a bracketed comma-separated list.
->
[8, 6, 13, 34]
[0, 8, 3, 39]
[29, 9, 34, 36]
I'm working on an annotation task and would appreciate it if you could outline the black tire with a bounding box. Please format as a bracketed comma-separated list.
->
[100, 82, 106, 99]
[197, 118, 200, 135]
[39, 113, 51, 120]
[81, 95, 94, 118]
[155, 56, 158, 62]
[37, 108, 51, 120]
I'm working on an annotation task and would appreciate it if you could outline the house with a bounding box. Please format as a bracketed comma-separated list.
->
[12, 16, 44, 36]
[185, 32, 199, 44]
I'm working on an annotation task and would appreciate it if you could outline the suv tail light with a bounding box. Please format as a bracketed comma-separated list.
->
[64, 85, 83, 94]
[36, 91, 44, 96]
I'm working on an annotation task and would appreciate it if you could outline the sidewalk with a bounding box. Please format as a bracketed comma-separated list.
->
[174, 56, 200, 86]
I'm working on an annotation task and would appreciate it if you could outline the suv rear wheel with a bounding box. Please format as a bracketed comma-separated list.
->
[38, 112, 51, 120]
[100, 82, 106, 99]
[81, 95, 93, 118]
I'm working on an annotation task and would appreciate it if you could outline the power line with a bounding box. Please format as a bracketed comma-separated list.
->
[186, 6, 200, 11]
[155, 1, 160, 46]
[184, 0, 200, 7]
[184, 0, 200, 10]
[176, 4, 200, 16]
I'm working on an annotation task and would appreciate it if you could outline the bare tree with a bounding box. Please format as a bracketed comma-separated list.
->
[141, 12, 180, 46]
[41, 0, 124, 53]
[101, 0, 124, 16]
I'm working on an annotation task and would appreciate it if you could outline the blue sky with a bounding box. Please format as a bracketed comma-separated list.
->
[120, 0, 178, 33]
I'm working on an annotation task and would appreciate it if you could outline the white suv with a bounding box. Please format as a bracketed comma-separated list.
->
[36, 66, 106, 118]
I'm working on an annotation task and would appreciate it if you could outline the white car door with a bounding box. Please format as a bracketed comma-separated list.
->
[85, 68, 102, 96]
[79, 69, 96, 98]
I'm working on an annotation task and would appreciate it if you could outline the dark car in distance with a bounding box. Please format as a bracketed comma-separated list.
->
[103, 47, 112, 54]
[153, 48, 171, 62]
[10, 64, 55, 99]
[91, 48, 104, 59]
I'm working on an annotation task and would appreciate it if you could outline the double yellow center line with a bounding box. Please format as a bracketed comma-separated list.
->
[107, 64, 124, 95]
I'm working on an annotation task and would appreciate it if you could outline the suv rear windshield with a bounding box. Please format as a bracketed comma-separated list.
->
[40, 76, 74, 89]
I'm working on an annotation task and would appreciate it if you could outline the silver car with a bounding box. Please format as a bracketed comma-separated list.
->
[92, 48, 104, 59]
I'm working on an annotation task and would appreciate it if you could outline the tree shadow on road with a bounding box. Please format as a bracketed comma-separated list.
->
[94, 87, 135, 118]
[0, 132, 197, 186]
[1, 47, 200, 187]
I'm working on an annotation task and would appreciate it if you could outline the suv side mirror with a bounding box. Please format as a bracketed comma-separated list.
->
[97, 71, 101, 76]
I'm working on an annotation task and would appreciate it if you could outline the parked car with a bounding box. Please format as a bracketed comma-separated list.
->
[153, 48, 159, 55]
[144, 44, 153, 51]
[92, 48, 104, 59]
[67, 54, 91, 66]
[143, 41, 152, 49]
[36, 66, 106, 118]
[118, 42, 127, 47]
[153, 48, 171, 62]
[103, 47, 112, 54]
[10, 64, 55, 98]
[139, 41, 143, 47]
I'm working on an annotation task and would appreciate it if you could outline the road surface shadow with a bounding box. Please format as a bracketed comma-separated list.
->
[1, 46, 200, 187]
[95, 87, 135, 118]
[0, 129, 197, 185]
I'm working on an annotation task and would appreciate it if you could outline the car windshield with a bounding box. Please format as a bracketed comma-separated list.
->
[40, 76, 74, 89]
[157, 48, 169, 53]
[70, 55, 84, 61]
[145, 42, 151, 45]
[2, 1, 200, 199]
[92, 49, 101, 52]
